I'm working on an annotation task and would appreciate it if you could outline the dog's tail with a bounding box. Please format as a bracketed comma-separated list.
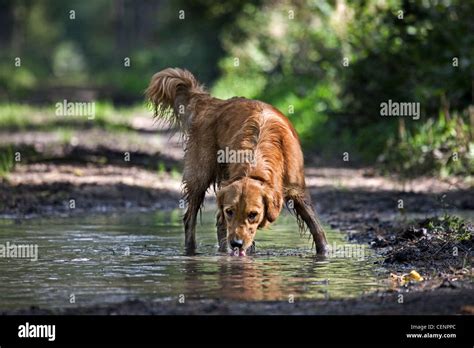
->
[146, 68, 208, 132]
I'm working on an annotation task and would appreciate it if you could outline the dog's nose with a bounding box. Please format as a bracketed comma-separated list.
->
[230, 239, 244, 249]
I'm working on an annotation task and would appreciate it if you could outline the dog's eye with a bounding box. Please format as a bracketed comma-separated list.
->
[225, 209, 234, 217]
[248, 212, 258, 221]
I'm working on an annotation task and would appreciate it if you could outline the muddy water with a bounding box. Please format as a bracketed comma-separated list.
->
[0, 210, 384, 310]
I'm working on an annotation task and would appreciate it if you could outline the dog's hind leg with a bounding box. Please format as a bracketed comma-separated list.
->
[182, 151, 216, 255]
[183, 189, 206, 255]
[182, 173, 213, 255]
[288, 193, 328, 255]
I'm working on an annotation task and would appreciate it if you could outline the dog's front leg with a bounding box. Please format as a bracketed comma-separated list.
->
[292, 195, 329, 255]
[216, 211, 227, 252]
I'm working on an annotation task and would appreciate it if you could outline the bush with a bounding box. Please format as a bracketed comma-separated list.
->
[378, 113, 473, 177]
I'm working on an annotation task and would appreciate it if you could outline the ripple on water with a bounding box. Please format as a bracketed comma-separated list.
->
[0, 211, 385, 310]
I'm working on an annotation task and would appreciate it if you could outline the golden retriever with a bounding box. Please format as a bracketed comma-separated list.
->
[146, 68, 328, 256]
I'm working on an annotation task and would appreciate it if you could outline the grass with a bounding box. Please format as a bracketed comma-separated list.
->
[0, 104, 43, 129]
[57, 129, 73, 144]
[157, 161, 182, 179]
[0, 102, 146, 132]
[157, 161, 167, 175]
[0, 146, 15, 179]
[423, 214, 474, 243]
[171, 166, 181, 180]
[379, 112, 474, 178]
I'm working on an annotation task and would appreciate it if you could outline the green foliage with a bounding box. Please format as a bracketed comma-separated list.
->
[157, 161, 167, 175]
[0, 102, 136, 132]
[57, 129, 73, 144]
[0, 0, 472, 178]
[213, 0, 473, 175]
[213, 1, 344, 151]
[0, 146, 15, 179]
[0, 0, 255, 100]
[379, 113, 473, 177]
[52, 42, 87, 82]
[171, 166, 182, 180]
[422, 214, 473, 243]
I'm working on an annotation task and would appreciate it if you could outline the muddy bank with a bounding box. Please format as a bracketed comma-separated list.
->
[2, 285, 472, 315]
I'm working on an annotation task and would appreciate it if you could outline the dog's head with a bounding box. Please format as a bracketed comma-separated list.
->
[217, 177, 283, 255]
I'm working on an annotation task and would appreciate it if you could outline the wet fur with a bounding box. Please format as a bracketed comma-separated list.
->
[146, 68, 328, 254]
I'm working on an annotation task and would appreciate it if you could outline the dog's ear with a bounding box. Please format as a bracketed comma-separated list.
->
[261, 186, 283, 226]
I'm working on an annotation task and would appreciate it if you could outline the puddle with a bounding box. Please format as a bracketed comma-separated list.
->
[0, 210, 385, 310]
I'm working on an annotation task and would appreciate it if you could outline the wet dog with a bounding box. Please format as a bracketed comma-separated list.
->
[146, 68, 328, 255]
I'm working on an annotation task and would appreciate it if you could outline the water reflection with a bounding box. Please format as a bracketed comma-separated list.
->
[0, 211, 383, 310]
